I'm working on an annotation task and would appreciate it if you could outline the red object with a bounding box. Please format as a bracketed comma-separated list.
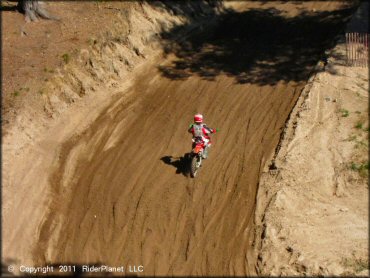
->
[193, 143, 204, 154]
[194, 114, 203, 123]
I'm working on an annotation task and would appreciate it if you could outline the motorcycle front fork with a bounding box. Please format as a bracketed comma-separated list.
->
[202, 146, 209, 158]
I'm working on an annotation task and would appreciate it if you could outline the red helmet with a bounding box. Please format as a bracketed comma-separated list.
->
[194, 114, 203, 123]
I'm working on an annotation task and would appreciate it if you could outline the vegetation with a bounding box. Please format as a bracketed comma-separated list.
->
[354, 140, 367, 149]
[12, 87, 30, 97]
[355, 122, 363, 129]
[43, 67, 54, 73]
[345, 135, 357, 142]
[339, 108, 349, 117]
[349, 161, 369, 177]
[341, 257, 368, 273]
[62, 53, 70, 64]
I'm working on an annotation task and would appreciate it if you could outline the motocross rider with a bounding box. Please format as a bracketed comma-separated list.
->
[188, 114, 216, 159]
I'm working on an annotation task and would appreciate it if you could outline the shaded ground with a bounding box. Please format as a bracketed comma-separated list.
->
[158, 2, 356, 85]
[160, 154, 191, 177]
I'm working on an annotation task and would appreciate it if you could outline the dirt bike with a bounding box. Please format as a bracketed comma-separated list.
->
[189, 128, 219, 178]
[189, 137, 209, 178]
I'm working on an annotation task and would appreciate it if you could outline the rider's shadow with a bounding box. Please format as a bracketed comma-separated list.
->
[160, 153, 191, 176]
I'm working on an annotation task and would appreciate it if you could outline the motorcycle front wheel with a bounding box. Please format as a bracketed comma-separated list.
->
[190, 155, 201, 178]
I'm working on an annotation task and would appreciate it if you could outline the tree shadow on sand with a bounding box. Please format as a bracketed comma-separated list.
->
[155, 2, 358, 85]
[160, 154, 191, 176]
[147, 0, 223, 19]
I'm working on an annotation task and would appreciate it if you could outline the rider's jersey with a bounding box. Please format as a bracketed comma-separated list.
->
[188, 123, 215, 140]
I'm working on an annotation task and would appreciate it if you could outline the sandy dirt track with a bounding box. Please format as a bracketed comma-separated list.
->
[36, 58, 298, 276]
[4, 1, 356, 276]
